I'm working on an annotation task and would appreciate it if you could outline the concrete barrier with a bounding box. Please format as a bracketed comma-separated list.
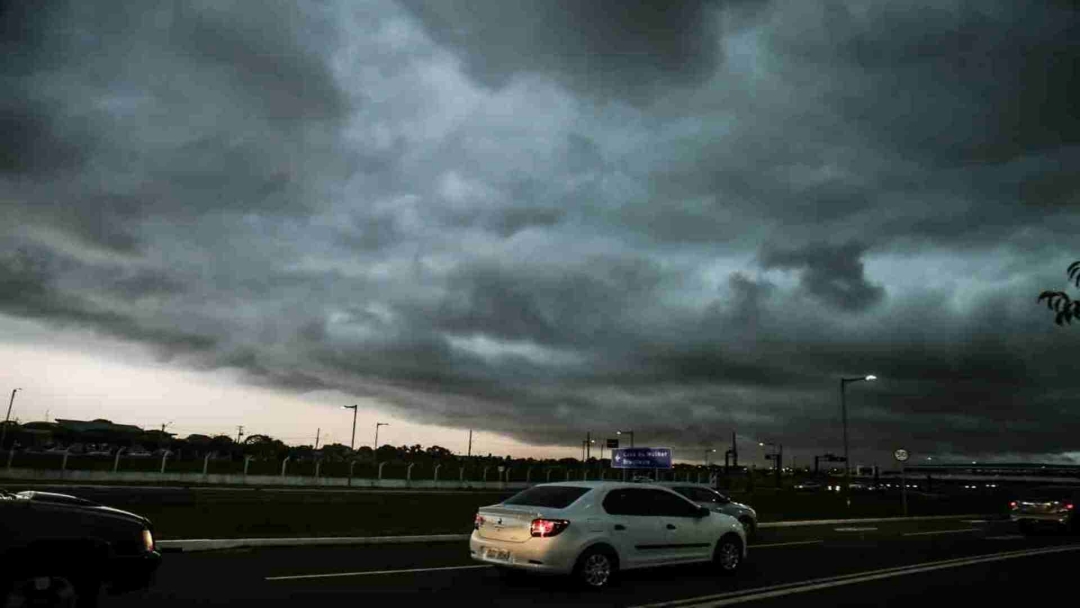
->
[0, 467, 532, 491]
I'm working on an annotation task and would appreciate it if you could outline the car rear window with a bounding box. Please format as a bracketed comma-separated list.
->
[503, 486, 591, 508]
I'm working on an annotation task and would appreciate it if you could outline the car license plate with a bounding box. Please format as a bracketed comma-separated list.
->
[485, 548, 511, 561]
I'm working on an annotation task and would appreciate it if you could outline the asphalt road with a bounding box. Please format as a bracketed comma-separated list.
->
[105, 517, 1080, 607]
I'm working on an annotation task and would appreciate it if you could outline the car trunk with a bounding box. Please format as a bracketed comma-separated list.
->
[1017, 498, 1073, 515]
[475, 505, 561, 543]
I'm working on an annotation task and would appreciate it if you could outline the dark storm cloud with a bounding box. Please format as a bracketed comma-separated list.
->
[1, 0, 356, 253]
[761, 241, 885, 312]
[398, 0, 769, 104]
[771, 1, 1080, 166]
[2, 0, 1079, 464]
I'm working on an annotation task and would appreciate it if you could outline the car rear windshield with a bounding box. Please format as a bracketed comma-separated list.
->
[503, 486, 592, 508]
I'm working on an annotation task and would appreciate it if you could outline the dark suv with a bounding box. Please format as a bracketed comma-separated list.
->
[0, 488, 162, 606]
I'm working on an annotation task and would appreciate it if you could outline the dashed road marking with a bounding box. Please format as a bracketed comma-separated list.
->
[751, 540, 824, 549]
[834, 526, 878, 532]
[986, 535, 1025, 540]
[902, 528, 979, 537]
[266, 564, 491, 581]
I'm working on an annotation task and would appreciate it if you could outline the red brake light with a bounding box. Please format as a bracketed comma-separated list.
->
[1066, 503, 1074, 511]
[474, 514, 485, 530]
[1009, 501, 1018, 509]
[530, 518, 570, 538]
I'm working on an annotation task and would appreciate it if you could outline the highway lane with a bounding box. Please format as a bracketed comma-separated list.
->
[109, 518, 1080, 607]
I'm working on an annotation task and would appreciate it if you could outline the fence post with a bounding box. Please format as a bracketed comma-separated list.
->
[349, 460, 357, 486]
[378, 461, 387, 480]
[6, 448, 14, 470]
[546, 468, 553, 482]
[61, 448, 71, 476]
[203, 453, 212, 477]
[244, 455, 253, 476]
[160, 450, 170, 474]
[407, 462, 415, 483]
[526, 467, 532, 483]
[459, 467, 465, 483]
[565, 468, 570, 481]
[504, 468, 511, 483]
[434, 464, 441, 483]
[315, 460, 321, 480]
[483, 466, 490, 482]
[113, 448, 126, 473]
[281, 456, 290, 477]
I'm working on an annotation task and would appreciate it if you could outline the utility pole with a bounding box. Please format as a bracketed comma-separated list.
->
[236, 425, 245, 444]
[1, 388, 22, 450]
[586, 431, 591, 460]
[467, 429, 473, 458]
[315, 428, 320, 450]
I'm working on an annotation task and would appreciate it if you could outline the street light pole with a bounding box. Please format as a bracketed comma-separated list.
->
[704, 448, 716, 467]
[341, 405, 358, 451]
[374, 422, 389, 460]
[840, 375, 876, 507]
[1, 388, 21, 451]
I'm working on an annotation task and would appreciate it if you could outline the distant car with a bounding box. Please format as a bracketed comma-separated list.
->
[470, 481, 747, 588]
[1010, 486, 1079, 534]
[0, 489, 161, 606]
[794, 481, 823, 492]
[661, 484, 758, 537]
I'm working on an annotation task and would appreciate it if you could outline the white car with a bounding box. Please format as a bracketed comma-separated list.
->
[470, 481, 747, 588]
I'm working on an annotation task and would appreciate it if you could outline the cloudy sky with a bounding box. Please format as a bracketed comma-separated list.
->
[2, 0, 1078, 467]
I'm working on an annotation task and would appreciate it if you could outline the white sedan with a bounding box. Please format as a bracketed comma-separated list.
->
[470, 481, 747, 588]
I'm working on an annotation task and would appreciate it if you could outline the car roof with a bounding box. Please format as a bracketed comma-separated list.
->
[529, 480, 684, 491]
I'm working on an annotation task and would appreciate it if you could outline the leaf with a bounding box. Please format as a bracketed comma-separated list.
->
[1070, 260, 1080, 287]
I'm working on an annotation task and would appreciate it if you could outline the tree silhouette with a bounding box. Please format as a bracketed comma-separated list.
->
[1037, 261, 1080, 325]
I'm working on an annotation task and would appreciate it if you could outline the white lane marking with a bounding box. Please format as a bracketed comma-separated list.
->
[266, 564, 491, 581]
[986, 535, 1025, 540]
[961, 519, 988, 524]
[834, 526, 877, 532]
[902, 528, 979, 537]
[750, 540, 824, 549]
[632, 544, 1080, 608]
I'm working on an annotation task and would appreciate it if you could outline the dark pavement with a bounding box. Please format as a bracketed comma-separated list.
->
[106, 517, 1080, 607]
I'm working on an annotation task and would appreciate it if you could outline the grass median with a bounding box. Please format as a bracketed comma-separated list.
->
[8, 484, 1006, 539]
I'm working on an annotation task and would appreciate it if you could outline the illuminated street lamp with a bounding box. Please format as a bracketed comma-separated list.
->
[616, 430, 634, 448]
[840, 375, 877, 505]
[704, 448, 716, 467]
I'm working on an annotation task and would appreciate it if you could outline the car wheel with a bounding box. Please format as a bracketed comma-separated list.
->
[2, 575, 81, 608]
[714, 534, 743, 575]
[573, 546, 618, 589]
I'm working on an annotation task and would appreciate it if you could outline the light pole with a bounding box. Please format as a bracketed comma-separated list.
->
[840, 374, 876, 506]
[341, 405, 358, 451]
[616, 430, 634, 448]
[374, 422, 389, 460]
[1, 388, 21, 451]
[704, 448, 716, 467]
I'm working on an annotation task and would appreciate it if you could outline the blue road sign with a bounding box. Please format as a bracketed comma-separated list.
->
[612, 447, 673, 469]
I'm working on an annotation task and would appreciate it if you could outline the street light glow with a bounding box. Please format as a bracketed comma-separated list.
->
[865, 375, 877, 381]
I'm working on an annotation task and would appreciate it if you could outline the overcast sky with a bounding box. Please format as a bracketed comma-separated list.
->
[2, 0, 1078, 467]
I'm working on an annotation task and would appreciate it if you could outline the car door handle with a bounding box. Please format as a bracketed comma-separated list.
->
[614, 524, 627, 531]
[666, 524, 677, 530]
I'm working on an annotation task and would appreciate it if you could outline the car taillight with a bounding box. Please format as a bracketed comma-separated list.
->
[530, 518, 570, 538]
[1065, 503, 1074, 511]
[1009, 501, 1017, 509]
[474, 514, 485, 530]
